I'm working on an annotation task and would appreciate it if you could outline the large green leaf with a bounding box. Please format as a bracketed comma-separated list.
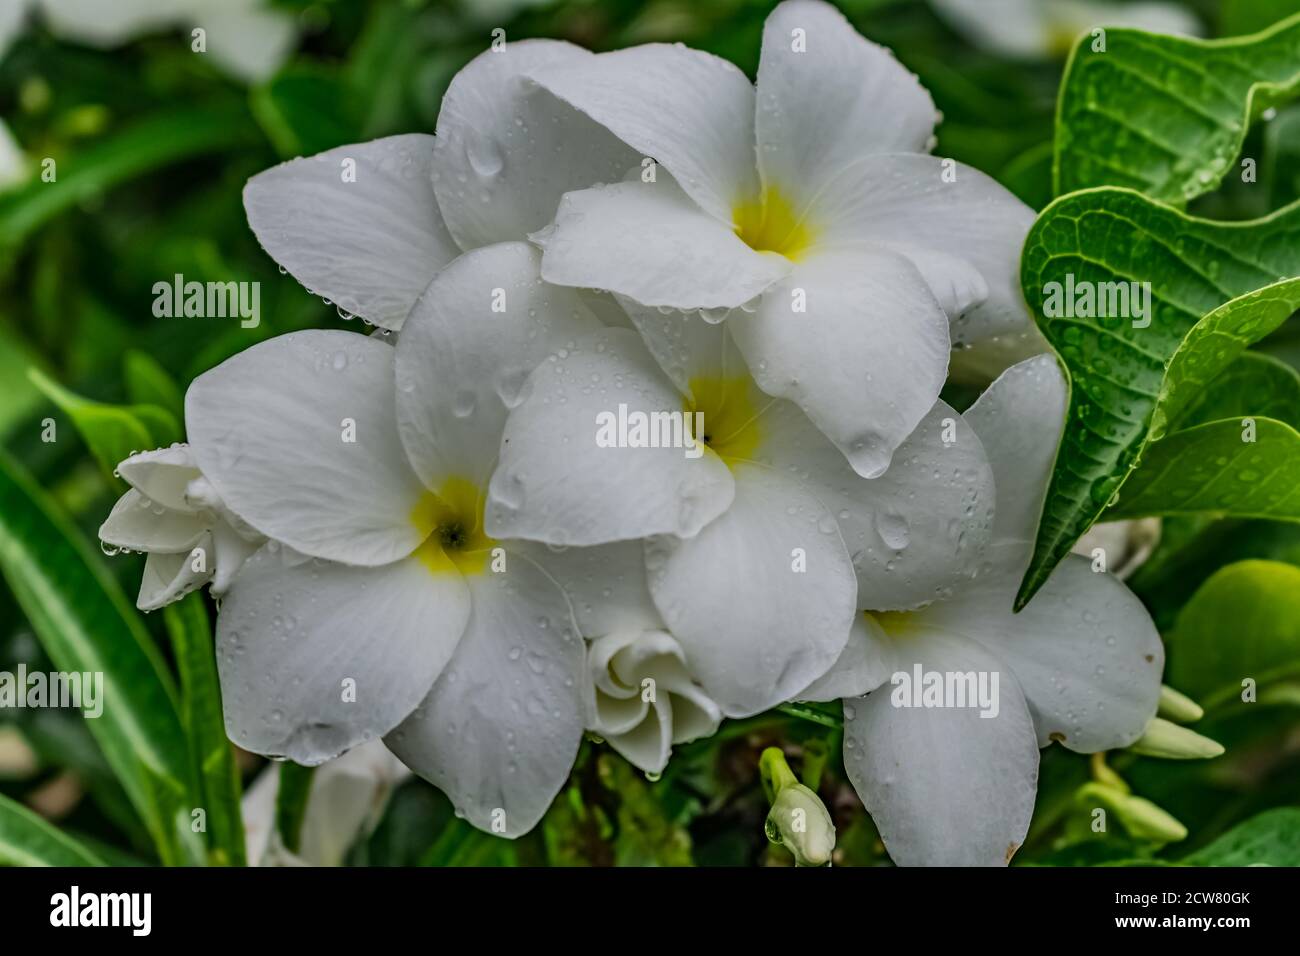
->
[29, 368, 180, 481]
[1166, 560, 1300, 706]
[1175, 351, 1300, 429]
[1107, 417, 1300, 521]
[0, 449, 195, 864]
[0, 793, 106, 866]
[163, 594, 245, 866]
[1055, 14, 1300, 202]
[1182, 807, 1300, 865]
[1015, 188, 1300, 607]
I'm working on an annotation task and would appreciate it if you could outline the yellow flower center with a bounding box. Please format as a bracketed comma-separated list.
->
[870, 609, 920, 640]
[732, 185, 816, 260]
[684, 375, 765, 466]
[410, 476, 497, 577]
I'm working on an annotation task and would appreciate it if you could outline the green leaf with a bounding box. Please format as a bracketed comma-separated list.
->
[163, 594, 245, 866]
[418, 819, 517, 866]
[1175, 351, 1300, 429]
[0, 793, 107, 866]
[0, 107, 257, 262]
[1167, 560, 1300, 705]
[0, 449, 195, 865]
[274, 761, 316, 856]
[1106, 417, 1300, 522]
[124, 351, 185, 425]
[1183, 807, 1300, 865]
[29, 367, 180, 481]
[1015, 187, 1300, 607]
[1055, 14, 1300, 202]
[250, 66, 362, 159]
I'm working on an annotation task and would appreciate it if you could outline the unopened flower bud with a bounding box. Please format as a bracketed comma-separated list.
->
[766, 783, 836, 867]
[1130, 717, 1224, 759]
[1157, 685, 1204, 724]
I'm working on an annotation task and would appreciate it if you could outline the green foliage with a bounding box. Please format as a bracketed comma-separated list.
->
[1182, 807, 1300, 865]
[0, 793, 107, 866]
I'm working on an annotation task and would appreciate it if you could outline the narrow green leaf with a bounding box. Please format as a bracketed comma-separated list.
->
[1016, 187, 1300, 607]
[0, 449, 193, 865]
[0, 793, 107, 866]
[1183, 807, 1300, 865]
[124, 351, 185, 425]
[163, 594, 245, 866]
[275, 762, 316, 856]
[1055, 14, 1300, 201]
[250, 66, 362, 159]
[1166, 560, 1300, 705]
[1106, 417, 1300, 522]
[29, 367, 179, 480]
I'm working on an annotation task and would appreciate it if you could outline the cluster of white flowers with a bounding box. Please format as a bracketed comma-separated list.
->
[102, 0, 1164, 865]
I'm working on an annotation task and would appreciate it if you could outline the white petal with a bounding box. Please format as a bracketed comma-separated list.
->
[207, 518, 263, 595]
[534, 179, 787, 311]
[798, 612, 892, 701]
[843, 630, 1039, 866]
[431, 39, 639, 250]
[218, 543, 469, 765]
[243, 135, 460, 330]
[38, 0, 175, 46]
[385, 555, 585, 837]
[486, 327, 734, 545]
[186, 330, 428, 566]
[513, 540, 662, 638]
[808, 154, 1036, 343]
[100, 490, 208, 553]
[116, 444, 199, 511]
[916, 551, 1164, 751]
[963, 354, 1067, 547]
[395, 241, 603, 489]
[526, 43, 759, 222]
[731, 245, 950, 478]
[137, 540, 212, 611]
[755, 398, 994, 610]
[202, 3, 296, 83]
[645, 465, 857, 717]
[617, 295, 750, 395]
[755, 0, 935, 208]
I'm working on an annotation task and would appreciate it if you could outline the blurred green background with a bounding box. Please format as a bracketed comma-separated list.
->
[2, 0, 1300, 866]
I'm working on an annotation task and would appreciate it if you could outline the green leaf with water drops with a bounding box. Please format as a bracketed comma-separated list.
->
[1173, 351, 1300, 430]
[0, 793, 107, 866]
[1054, 13, 1300, 202]
[29, 368, 180, 482]
[1182, 806, 1300, 865]
[1105, 416, 1300, 522]
[1166, 560, 1300, 707]
[1015, 188, 1300, 609]
[0, 449, 194, 865]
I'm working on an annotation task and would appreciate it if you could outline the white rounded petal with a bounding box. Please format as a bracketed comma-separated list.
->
[137, 541, 213, 611]
[431, 39, 639, 250]
[203, 3, 296, 83]
[963, 354, 1067, 547]
[916, 551, 1164, 752]
[100, 490, 208, 554]
[843, 630, 1039, 866]
[218, 543, 469, 765]
[755, 398, 994, 609]
[384, 556, 585, 837]
[395, 241, 603, 489]
[617, 296, 743, 395]
[645, 465, 857, 718]
[486, 327, 734, 545]
[526, 43, 759, 222]
[756, 0, 935, 209]
[798, 612, 892, 702]
[116, 445, 199, 512]
[243, 135, 460, 330]
[731, 246, 950, 478]
[186, 330, 428, 566]
[38, 0, 176, 46]
[534, 179, 787, 311]
[513, 540, 662, 638]
[207, 518, 263, 595]
[810, 154, 1035, 343]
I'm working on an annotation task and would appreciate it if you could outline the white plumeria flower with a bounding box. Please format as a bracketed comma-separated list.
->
[518, 0, 1035, 478]
[242, 39, 638, 332]
[0, 0, 296, 82]
[587, 630, 722, 776]
[802, 355, 1164, 866]
[98, 445, 263, 611]
[241, 740, 410, 867]
[186, 241, 672, 836]
[931, 0, 1201, 59]
[484, 303, 996, 717]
